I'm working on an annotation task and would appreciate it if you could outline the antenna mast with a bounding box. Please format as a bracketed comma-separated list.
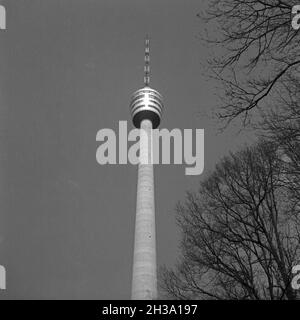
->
[144, 36, 150, 86]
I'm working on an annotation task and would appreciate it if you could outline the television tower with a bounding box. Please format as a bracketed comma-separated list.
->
[130, 37, 164, 300]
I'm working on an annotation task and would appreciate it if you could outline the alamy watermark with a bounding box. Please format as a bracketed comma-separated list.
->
[292, 264, 300, 291]
[292, 5, 300, 30]
[0, 5, 6, 30]
[0, 265, 5, 290]
[96, 121, 204, 176]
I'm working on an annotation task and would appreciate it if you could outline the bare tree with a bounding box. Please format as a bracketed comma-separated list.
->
[262, 73, 300, 214]
[200, 0, 300, 125]
[160, 141, 300, 299]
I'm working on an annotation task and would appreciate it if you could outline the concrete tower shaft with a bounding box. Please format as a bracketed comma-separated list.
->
[131, 119, 157, 299]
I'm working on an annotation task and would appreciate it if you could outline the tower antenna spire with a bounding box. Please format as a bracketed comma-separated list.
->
[144, 35, 150, 86]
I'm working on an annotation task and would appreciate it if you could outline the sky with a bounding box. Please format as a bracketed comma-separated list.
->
[0, 0, 256, 299]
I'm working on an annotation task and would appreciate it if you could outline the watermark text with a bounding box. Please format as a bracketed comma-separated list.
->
[96, 121, 204, 176]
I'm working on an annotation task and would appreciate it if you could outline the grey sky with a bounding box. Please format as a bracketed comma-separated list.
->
[0, 0, 255, 299]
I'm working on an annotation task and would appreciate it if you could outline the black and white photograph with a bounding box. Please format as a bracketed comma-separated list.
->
[0, 0, 299, 313]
